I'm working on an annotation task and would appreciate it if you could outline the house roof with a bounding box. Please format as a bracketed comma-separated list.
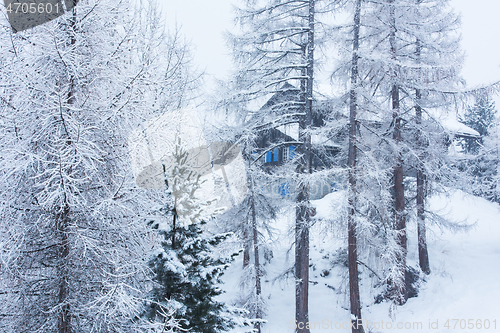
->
[440, 117, 480, 138]
[260, 82, 301, 112]
[257, 83, 339, 147]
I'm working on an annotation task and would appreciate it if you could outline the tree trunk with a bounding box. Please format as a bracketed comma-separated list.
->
[57, 204, 71, 333]
[295, 1, 314, 332]
[347, 1, 365, 332]
[243, 229, 251, 269]
[392, 83, 407, 305]
[166, 210, 177, 301]
[416, 160, 430, 275]
[251, 189, 262, 333]
[171, 209, 177, 250]
[295, 198, 310, 333]
[389, 0, 407, 305]
[414, 0, 430, 275]
[58, 11, 77, 331]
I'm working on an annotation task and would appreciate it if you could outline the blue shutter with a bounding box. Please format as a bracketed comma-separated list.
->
[273, 148, 279, 161]
[265, 151, 272, 163]
[289, 145, 295, 159]
[251, 150, 258, 160]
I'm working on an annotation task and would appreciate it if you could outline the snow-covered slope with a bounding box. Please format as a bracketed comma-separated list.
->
[221, 190, 500, 332]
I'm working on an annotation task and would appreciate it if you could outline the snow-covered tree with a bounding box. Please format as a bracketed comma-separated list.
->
[205, 84, 282, 332]
[477, 119, 500, 203]
[228, 1, 324, 330]
[145, 219, 237, 333]
[221, 154, 279, 333]
[460, 93, 500, 202]
[144, 139, 238, 333]
[405, 0, 464, 277]
[344, 0, 365, 331]
[460, 92, 497, 154]
[0, 1, 197, 332]
[330, 0, 463, 311]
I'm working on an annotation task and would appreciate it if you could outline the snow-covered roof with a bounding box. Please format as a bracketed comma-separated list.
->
[276, 123, 299, 141]
[440, 117, 480, 138]
[275, 123, 339, 147]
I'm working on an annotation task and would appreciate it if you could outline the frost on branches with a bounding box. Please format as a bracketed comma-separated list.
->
[330, 0, 464, 315]
[144, 140, 240, 333]
[0, 0, 197, 332]
[459, 92, 500, 203]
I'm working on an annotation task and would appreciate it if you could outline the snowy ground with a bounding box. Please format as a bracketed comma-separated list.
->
[221, 190, 500, 333]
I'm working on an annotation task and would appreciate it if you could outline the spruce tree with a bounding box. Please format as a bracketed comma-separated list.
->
[478, 120, 500, 203]
[460, 92, 499, 202]
[460, 93, 497, 154]
[144, 139, 237, 333]
[146, 220, 236, 333]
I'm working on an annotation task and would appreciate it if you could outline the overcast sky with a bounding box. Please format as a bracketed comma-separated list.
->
[160, 0, 500, 96]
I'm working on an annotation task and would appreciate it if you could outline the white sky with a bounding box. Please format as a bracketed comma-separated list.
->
[160, 0, 235, 83]
[160, 0, 500, 95]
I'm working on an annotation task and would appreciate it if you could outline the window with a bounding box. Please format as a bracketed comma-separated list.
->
[278, 183, 289, 196]
[283, 146, 288, 160]
[289, 145, 295, 159]
[265, 151, 272, 163]
[273, 148, 279, 162]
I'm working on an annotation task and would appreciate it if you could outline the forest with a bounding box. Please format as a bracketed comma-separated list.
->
[0, 0, 499, 333]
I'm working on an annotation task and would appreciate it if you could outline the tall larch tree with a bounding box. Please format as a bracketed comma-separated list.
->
[406, 0, 463, 276]
[346, 0, 365, 331]
[331, 0, 463, 311]
[229, 0, 325, 331]
[0, 0, 197, 332]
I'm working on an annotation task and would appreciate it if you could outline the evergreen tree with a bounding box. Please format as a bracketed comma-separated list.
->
[219, 157, 278, 333]
[146, 220, 236, 333]
[478, 120, 500, 203]
[460, 93, 497, 154]
[460, 93, 500, 202]
[205, 84, 282, 332]
[144, 140, 237, 333]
